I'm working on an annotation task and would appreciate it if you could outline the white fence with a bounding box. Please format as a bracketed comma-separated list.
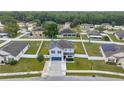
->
[21, 54, 37, 58]
[74, 54, 88, 58]
[88, 56, 105, 60]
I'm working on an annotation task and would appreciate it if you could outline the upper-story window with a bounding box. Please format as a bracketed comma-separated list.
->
[57, 51, 61, 54]
[51, 50, 55, 54]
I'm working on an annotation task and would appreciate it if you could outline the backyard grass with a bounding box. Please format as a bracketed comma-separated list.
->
[81, 34, 88, 40]
[0, 58, 45, 73]
[66, 73, 124, 80]
[109, 34, 124, 42]
[71, 25, 81, 33]
[39, 41, 50, 55]
[84, 42, 102, 56]
[74, 42, 85, 54]
[66, 58, 124, 73]
[25, 41, 41, 54]
[0, 74, 41, 79]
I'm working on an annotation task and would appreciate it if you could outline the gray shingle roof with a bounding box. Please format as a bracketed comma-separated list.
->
[1, 41, 28, 57]
[59, 28, 75, 35]
[101, 44, 124, 57]
[49, 40, 74, 49]
[87, 30, 101, 36]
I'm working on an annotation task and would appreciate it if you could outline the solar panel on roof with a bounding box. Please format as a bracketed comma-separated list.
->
[102, 44, 116, 51]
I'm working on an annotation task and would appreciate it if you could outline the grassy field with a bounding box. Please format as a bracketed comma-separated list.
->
[39, 41, 50, 55]
[109, 34, 124, 42]
[66, 58, 124, 73]
[25, 41, 41, 54]
[71, 25, 81, 33]
[84, 42, 102, 56]
[0, 58, 45, 73]
[0, 40, 5, 44]
[0, 74, 41, 79]
[74, 42, 85, 54]
[66, 73, 124, 80]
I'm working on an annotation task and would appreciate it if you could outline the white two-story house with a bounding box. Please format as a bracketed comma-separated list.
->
[49, 40, 74, 62]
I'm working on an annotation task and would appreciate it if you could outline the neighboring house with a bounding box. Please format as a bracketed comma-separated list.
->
[0, 41, 29, 64]
[17, 22, 26, 28]
[26, 22, 37, 31]
[57, 28, 78, 38]
[100, 44, 124, 63]
[49, 40, 74, 61]
[0, 32, 8, 38]
[101, 23, 112, 30]
[31, 26, 44, 38]
[113, 26, 121, 30]
[87, 30, 102, 40]
[63, 22, 71, 29]
[81, 24, 94, 30]
[115, 31, 124, 40]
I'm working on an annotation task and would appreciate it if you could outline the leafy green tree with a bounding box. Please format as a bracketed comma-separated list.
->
[8, 59, 18, 65]
[43, 21, 58, 38]
[70, 18, 80, 27]
[95, 26, 105, 33]
[4, 22, 19, 37]
[103, 36, 110, 41]
[112, 21, 116, 27]
[37, 54, 44, 62]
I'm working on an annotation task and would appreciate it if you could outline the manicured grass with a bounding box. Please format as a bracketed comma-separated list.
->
[26, 41, 41, 54]
[84, 42, 102, 56]
[81, 35, 88, 40]
[0, 74, 41, 79]
[74, 42, 85, 54]
[0, 40, 5, 43]
[57, 36, 80, 39]
[39, 41, 50, 55]
[109, 34, 124, 42]
[0, 58, 45, 73]
[66, 58, 124, 73]
[66, 73, 124, 80]
[71, 25, 81, 33]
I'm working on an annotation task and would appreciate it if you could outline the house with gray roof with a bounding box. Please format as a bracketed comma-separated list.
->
[115, 31, 124, 40]
[49, 40, 74, 61]
[87, 30, 103, 40]
[0, 41, 29, 64]
[57, 28, 78, 38]
[81, 24, 94, 30]
[100, 44, 124, 64]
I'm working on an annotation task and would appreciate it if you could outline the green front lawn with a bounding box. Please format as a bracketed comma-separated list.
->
[39, 41, 50, 54]
[66, 73, 124, 80]
[0, 58, 45, 73]
[109, 34, 124, 42]
[84, 42, 102, 56]
[0, 74, 41, 79]
[66, 58, 124, 73]
[74, 42, 85, 54]
[26, 41, 41, 54]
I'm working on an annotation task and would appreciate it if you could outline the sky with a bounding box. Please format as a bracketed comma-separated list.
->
[0, 0, 124, 11]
